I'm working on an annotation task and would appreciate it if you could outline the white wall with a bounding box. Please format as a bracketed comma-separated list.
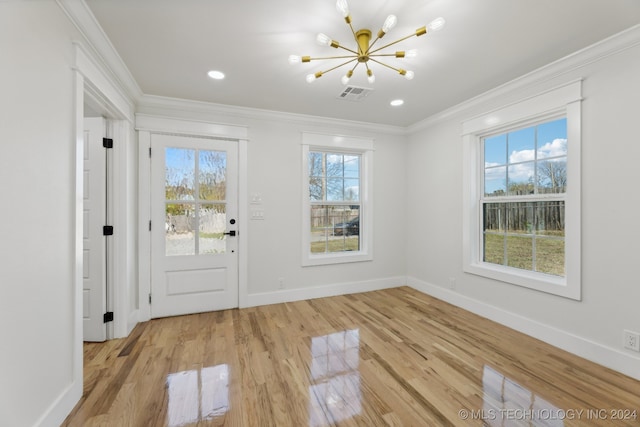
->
[0, 2, 83, 426]
[406, 29, 640, 379]
[245, 120, 408, 300]
[136, 100, 408, 308]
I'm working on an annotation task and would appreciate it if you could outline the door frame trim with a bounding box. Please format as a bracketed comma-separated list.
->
[136, 114, 249, 321]
[59, 42, 134, 427]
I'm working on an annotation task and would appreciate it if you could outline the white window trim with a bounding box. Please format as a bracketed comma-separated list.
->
[301, 132, 374, 266]
[462, 80, 582, 300]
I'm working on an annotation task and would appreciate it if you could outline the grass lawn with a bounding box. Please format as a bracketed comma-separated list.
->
[484, 233, 564, 276]
[311, 236, 359, 253]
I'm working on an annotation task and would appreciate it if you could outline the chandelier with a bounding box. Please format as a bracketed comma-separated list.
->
[289, 0, 445, 84]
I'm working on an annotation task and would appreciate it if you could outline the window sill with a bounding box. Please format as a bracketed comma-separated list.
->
[303, 251, 372, 267]
[464, 262, 580, 300]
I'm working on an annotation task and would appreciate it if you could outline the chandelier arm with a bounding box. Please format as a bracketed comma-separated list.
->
[368, 33, 419, 55]
[335, 44, 359, 55]
[347, 21, 358, 40]
[306, 54, 359, 61]
[367, 36, 381, 52]
[318, 58, 359, 75]
[369, 53, 402, 57]
[368, 57, 403, 73]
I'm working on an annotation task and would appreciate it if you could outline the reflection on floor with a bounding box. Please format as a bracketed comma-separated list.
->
[62, 287, 640, 426]
[483, 365, 564, 427]
[309, 329, 361, 426]
[166, 364, 229, 426]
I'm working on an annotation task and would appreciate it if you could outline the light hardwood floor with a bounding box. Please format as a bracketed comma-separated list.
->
[63, 287, 640, 426]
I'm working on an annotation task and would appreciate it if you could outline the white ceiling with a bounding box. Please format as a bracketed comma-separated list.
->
[85, 0, 640, 127]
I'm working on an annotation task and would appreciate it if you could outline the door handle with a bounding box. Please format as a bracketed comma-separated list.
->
[224, 230, 237, 237]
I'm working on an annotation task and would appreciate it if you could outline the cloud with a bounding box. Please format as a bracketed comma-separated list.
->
[537, 138, 567, 159]
[510, 148, 535, 163]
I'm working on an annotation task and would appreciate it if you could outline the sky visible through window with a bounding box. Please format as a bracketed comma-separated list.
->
[484, 118, 567, 195]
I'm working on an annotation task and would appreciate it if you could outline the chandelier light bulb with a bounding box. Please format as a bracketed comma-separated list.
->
[341, 70, 353, 85]
[367, 69, 375, 84]
[382, 15, 397, 33]
[405, 49, 418, 58]
[316, 33, 332, 46]
[306, 73, 317, 83]
[403, 70, 415, 80]
[427, 17, 446, 32]
[288, 55, 301, 64]
[336, 0, 349, 18]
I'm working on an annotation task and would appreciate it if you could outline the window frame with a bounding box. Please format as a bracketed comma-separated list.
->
[462, 81, 582, 299]
[301, 132, 373, 266]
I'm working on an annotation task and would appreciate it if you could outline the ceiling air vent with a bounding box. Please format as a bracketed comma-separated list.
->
[337, 86, 373, 102]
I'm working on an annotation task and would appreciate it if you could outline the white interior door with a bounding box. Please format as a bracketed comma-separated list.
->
[150, 134, 239, 318]
[83, 117, 107, 341]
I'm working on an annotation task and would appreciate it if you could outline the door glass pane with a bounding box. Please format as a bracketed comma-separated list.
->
[199, 150, 226, 201]
[166, 148, 195, 200]
[166, 203, 195, 256]
[200, 204, 227, 254]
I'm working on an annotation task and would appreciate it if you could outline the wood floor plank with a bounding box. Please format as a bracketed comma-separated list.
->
[63, 287, 640, 426]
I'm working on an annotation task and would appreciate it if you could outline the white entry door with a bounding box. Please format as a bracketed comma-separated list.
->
[83, 117, 107, 341]
[150, 134, 239, 318]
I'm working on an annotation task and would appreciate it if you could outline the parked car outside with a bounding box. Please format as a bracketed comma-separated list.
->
[334, 217, 359, 236]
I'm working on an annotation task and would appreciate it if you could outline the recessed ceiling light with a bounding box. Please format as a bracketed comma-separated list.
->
[390, 99, 404, 107]
[207, 70, 225, 80]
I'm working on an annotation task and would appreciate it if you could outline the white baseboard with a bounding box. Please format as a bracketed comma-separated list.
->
[407, 277, 640, 381]
[244, 276, 405, 308]
[34, 381, 81, 427]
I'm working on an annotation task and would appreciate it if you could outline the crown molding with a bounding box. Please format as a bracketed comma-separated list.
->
[137, 94, 408, 136]
[408, 24, 640, 133]
[56, 1, 640, 137]
[56, 0, 143, 102]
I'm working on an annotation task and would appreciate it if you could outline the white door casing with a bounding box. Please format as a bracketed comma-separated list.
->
[83, 117, 107, 342]
[150, 133, 239, 318]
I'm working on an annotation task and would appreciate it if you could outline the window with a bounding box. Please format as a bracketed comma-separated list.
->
[302, 133, 373, 266]
[482, 118, 566, 276]
[462, 81, 582, 299]
[309, 151, 361, 254]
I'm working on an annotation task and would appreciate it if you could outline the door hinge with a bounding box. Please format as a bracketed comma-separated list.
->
[149, 147, 152, 158]
[103, 225, 114, 236]
[103, 138, 113, 149]
[149, 220, 152, 231]
[103, 312, 114, 323]
[148, 294, 152, 304]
